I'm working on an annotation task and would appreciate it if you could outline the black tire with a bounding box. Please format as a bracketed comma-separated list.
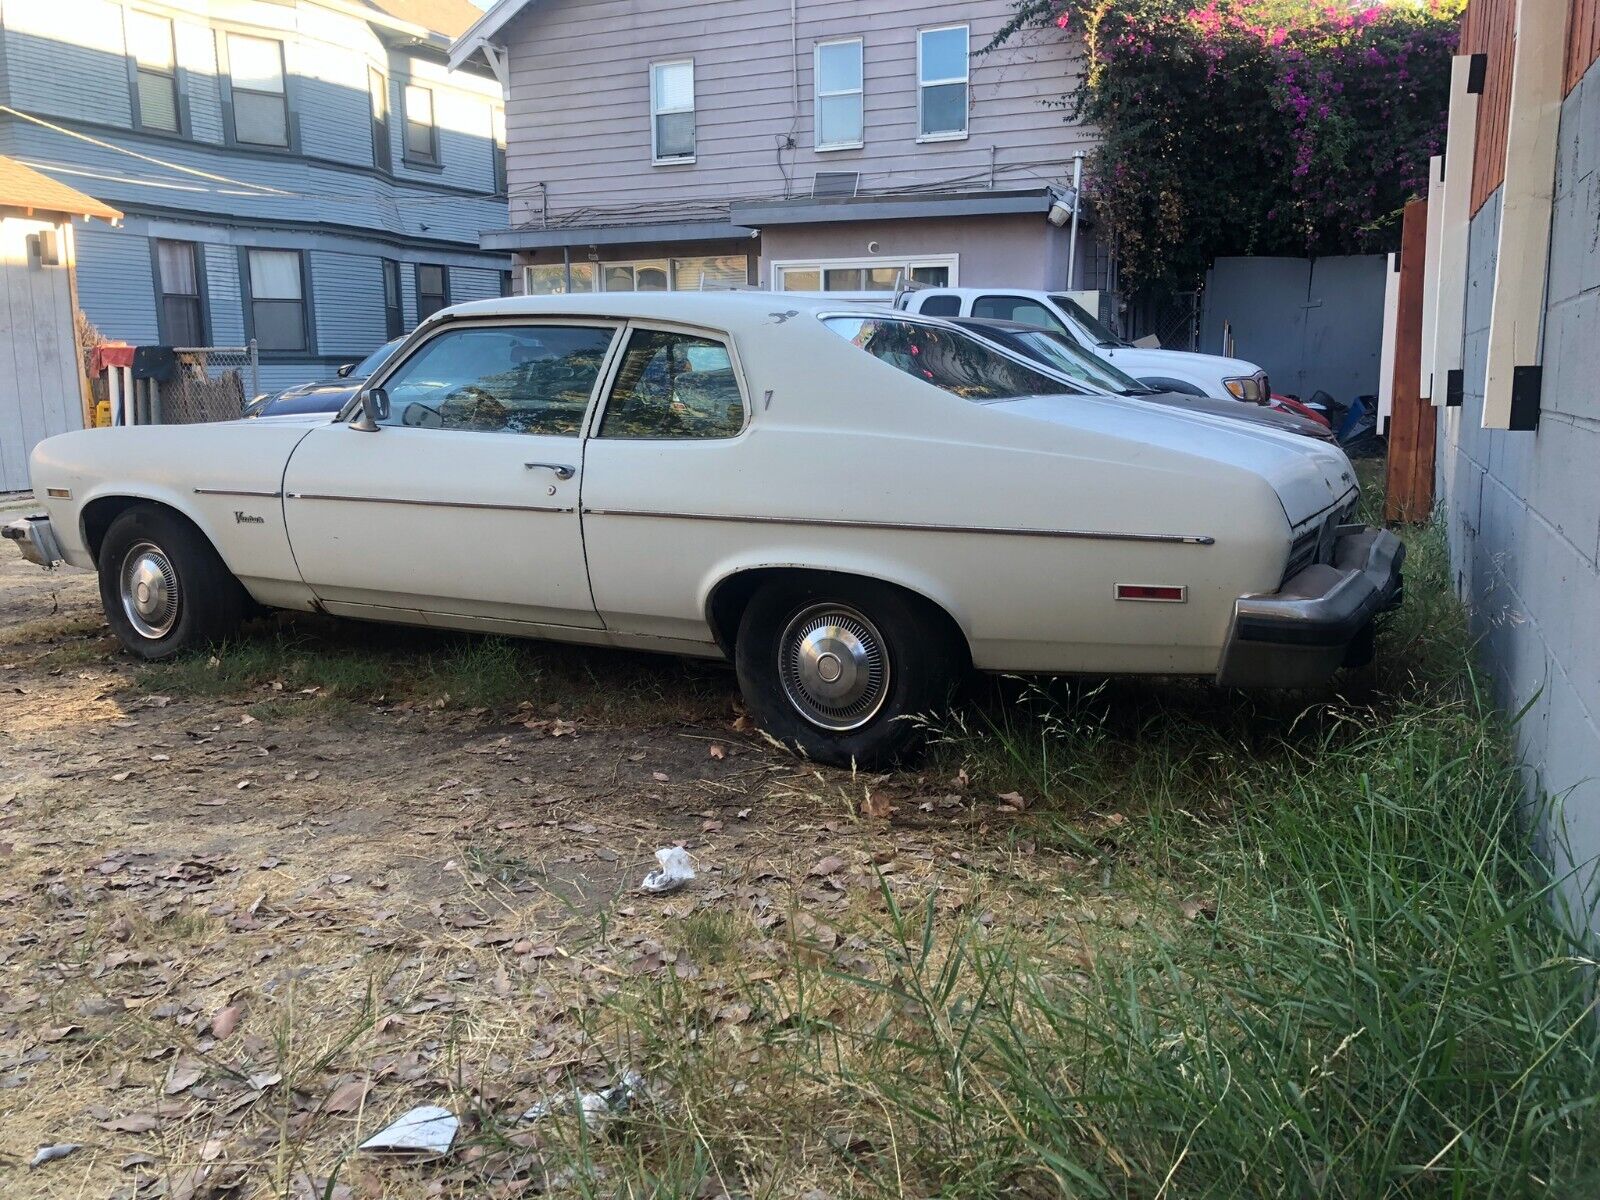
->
[97, 504, 247, 660]
[734, 576, 962, 769]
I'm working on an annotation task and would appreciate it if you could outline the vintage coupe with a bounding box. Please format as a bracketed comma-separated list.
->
[6, 294, 1402, 766]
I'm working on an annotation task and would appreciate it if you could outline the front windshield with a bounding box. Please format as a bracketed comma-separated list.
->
[1013, 329, 1155, 395]
[823, 315, 1077, 402]
[1050, 295, 1129, 348]
[352, 338, 403, 377]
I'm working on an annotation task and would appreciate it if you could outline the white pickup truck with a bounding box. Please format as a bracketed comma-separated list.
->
[898, 287, 1270, 404]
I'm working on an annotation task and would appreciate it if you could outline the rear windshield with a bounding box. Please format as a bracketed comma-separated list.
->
[823, 315, 1075, 402]
[1010, 329, 1155, 395]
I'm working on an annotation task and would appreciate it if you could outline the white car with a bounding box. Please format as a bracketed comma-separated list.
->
[5, 295, 1400, 767]
[898, 286, 1272, 402]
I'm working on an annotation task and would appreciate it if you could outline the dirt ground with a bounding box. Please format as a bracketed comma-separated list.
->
[0, 551, 1090, 1198]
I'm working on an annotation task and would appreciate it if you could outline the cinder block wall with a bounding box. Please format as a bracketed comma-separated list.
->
[1435, 58, 1600, 930]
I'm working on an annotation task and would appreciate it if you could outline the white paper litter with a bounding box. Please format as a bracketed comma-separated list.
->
[30, 1143, 81, 1168]
[521, 1068, 644, 1137]
[357, 1105, 459, 1156]
[639, 846, 694, 894]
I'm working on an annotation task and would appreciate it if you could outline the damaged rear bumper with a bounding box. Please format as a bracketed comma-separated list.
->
[1216, 525, 1405, 688]
[2, 514, 65, 568]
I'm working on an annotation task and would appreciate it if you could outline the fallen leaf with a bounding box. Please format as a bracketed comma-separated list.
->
[997, 791, 1029, 811]
[861, 791, 893, 820]
[324, 1079, 370, 1113]
[807, 855, 846, 877]
[211, 1004, 243, 1040]
[40, 1025, 81, 1043]
[164, 1059, 204, 1095]
[102, 1113, 160, 1133]
[708, 744, 727, 760]
[652, 771, 670, 783]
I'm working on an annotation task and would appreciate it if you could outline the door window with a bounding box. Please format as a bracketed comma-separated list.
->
[972, 294, 1069, 333]
[375, 324, 616, 435]
[599, 328, 744, 439]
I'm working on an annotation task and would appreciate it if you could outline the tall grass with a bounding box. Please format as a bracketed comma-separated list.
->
[557, 519, 1600, 1197]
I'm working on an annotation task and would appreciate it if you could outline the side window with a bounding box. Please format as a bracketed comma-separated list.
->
[376, 324, 615, 436]
[971, 295, 1066, 332]
[600, 329, 744, 439]
[918, 294, 962, 317]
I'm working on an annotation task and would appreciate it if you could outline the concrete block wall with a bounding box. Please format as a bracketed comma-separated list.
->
[1435, 57, 1600, 930]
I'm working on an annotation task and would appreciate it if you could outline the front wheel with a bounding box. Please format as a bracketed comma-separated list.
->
[734, 578, 962, 768]
[98, 505, 246, 660]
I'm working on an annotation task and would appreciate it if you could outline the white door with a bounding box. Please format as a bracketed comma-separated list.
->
[283, 319, 619, 627]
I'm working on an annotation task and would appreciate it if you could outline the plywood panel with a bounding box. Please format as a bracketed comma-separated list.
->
[1568, 0, 1600, 91]
[1385, 199, 1434, 523]
[1461, 0, 1517, 214]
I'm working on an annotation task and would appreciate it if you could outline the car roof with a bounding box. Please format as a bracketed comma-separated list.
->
[438, 291, 845, 329]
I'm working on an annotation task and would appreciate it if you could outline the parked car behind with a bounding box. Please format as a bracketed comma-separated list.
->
[242, 338, 405, 420]
[7, 295, 1400, 768]
[899, 286, 1270, 403]
[954, 318, 1336, 442]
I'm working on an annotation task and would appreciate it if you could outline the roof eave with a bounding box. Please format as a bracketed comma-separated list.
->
[448, 0, 533, 70]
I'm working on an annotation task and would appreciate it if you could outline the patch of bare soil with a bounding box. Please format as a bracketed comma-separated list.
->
[0, 554, 1092, 1198]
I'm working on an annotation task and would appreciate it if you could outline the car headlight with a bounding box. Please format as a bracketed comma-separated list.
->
[1223, 376, 1256, 401]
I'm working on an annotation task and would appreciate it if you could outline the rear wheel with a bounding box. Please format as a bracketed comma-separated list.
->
[734, 577, 961, 768]
[98, 505, 246, 660]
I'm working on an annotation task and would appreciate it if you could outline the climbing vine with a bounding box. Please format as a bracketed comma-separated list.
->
[993, 0, 1461, 293]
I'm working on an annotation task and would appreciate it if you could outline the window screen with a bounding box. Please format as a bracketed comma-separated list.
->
[600, 329, 744, 439]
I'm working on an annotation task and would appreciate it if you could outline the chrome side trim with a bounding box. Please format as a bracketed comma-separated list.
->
[286, 492, 574, 515]
[194, 488, 283, 498]
[582, 508, 1214, 546]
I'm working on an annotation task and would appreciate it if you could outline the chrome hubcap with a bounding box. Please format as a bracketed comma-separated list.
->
[778, 603, 890, 731]
[119, 541, 179, 639]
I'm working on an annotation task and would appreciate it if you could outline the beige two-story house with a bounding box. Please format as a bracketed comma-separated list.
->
[451, 0, 1098, 295]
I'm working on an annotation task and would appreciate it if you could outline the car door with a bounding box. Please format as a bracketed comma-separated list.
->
[282, 318, 620, 628]
[578, 323, 750, 646]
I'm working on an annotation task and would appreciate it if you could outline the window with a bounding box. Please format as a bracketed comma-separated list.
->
[382, 259, 402, 338]
[369, 68, 391, 171]
[127, 11, 179, 133]
[1002, 328, 1150, 395]
[377, 324, 615, 436]
[917, 25, 969, 139]
[600, 329, 743, 439]
[524, 263, 597, 294]
[416, 265, 448, 320]
[822, 315, 1073, 402]
[972, 294, 1071, 333]
[773, 257, 954, 291]
[403, 84, 437, 163]
[670, 255, 747, 290]
[650, 60, 695, 163]
[919, 294, 961, 317]
[246, 249, 305, 351]
[815, 38, 863, 150]
[604, 261, 668, 292]
[1050, 294, 1130, 347]
[228, 34, 288, 146]
[155, 240, 203, 345]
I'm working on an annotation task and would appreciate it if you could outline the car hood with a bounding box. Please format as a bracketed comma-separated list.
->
[1099, 347, 1262, 377]
[1140, 391, 1334, 441]
[997, 393, 1356, 527]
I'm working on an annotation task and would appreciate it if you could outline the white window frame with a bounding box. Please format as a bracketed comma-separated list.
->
[814, 37, 864, 152]
[916, 24, 970, 143]
[769, 254, 960, 292]
[525, 255, 750, 295]
[650, 58, 695, 165]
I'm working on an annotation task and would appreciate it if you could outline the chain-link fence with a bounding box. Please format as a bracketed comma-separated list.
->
[1123, 291, 1200, 351]
[153, 343, 260, 424]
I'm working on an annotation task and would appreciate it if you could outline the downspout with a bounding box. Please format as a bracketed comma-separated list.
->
[1066, 151, 1083, 290]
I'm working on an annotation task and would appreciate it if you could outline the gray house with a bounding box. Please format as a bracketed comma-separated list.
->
[450, 0, 1099, 296]
[0, 0, 509, 397]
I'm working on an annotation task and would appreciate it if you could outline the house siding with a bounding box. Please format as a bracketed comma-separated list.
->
[1, 0, 508, 383]
[500, 0, 1091, 229]
[1435, 58, 1600, 931]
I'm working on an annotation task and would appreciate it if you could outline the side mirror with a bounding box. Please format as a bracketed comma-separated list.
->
[335, 362, 356, 378]
[351, 386, 387, 433]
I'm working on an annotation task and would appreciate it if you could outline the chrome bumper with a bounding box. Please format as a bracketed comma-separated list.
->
[1216, 525, 1405, 688]
[2, 514, 65, 568]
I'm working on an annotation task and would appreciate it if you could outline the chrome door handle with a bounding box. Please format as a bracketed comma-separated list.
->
[525, 462, 575, 480]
